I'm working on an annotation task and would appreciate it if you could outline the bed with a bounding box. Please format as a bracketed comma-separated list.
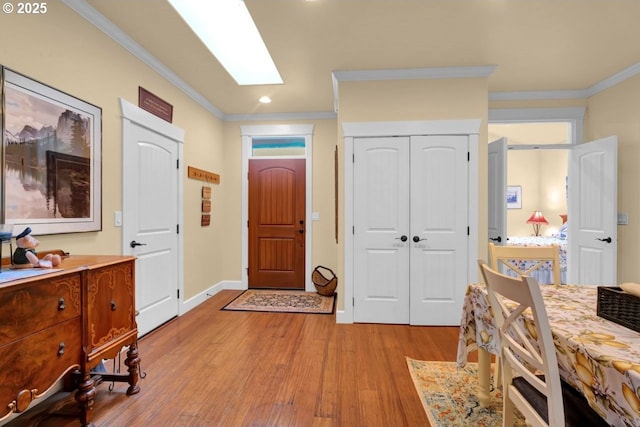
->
[505, 236, 567, 284]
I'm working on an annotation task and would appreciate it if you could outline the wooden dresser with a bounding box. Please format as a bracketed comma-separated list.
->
[0, 255, 140, 426]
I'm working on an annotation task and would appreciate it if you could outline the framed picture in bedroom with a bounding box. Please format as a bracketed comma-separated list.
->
[507, 185, 522, 209]
[1, 66, 102, 235]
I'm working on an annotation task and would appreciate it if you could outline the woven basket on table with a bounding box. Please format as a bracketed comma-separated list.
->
[312, 266, 337, 296]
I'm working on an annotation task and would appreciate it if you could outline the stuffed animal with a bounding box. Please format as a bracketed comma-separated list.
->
[12, 227, 61, 268]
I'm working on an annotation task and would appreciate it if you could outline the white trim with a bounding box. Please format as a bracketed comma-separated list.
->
[489, 107, 585, 146]
[180, 280, 244, 314]
[119, 98, 185, 320]
[587, 62, 640, 96]
[226, 111, 336, 122]
[338, 119, 480, 324]
[489, 89, 588, 101]
[240, 124, 315, 291]
[342, 119, 482, 138]
[332, 65, 497, 82]
[120, 98, 185, 142]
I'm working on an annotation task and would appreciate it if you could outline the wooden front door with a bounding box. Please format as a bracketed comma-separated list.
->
[249, 158, 306, 288]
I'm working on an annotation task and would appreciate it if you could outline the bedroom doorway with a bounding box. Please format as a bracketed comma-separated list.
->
[488, 121, 618, 285]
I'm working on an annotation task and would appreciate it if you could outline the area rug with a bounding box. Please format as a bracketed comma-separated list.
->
[222, 289, 335, 314]
[406, 358, 526, 427]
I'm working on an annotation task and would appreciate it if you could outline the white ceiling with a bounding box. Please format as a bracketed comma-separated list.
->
[80, 0, 640, 118]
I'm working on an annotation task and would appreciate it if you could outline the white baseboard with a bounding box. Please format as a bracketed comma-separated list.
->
[179, 280, 244, 315]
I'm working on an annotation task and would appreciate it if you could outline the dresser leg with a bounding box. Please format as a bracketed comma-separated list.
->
[124, 343, 141, 395]
[75, 373, 96, 427]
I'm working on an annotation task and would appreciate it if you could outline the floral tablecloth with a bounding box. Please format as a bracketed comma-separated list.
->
[457, 283, 640, 426]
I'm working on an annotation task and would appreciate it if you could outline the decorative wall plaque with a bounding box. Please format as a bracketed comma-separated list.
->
[138, 86, 173, 123]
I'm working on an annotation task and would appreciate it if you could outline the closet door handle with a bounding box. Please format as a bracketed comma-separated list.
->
[489, 236, 502, 243]
[395, 235, 408, 242]
[596, 237, 612, 244]
[413, 236, 427, 243]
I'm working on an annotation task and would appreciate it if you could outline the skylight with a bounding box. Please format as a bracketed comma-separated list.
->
[167, 0, 283, 86]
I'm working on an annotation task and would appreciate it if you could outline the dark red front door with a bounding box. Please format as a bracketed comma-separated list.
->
[248, 159, 305, 288]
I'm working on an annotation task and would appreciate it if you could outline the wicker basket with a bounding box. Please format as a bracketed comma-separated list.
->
[312, 266, 338, 296]
[597, 286, 640, 333]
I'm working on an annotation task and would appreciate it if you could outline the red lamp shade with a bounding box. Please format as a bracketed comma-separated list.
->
[526, 211, 548, 236]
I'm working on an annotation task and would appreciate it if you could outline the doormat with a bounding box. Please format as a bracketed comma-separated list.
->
[406, 358, 526, 427]
[222, 289, 335, 314]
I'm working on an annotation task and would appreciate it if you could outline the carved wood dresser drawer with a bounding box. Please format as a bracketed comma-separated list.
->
[0, 318, 82, 416]
[0, 275, 81, 343]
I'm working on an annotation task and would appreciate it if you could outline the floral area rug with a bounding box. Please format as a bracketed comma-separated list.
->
[406, 358, 526, 427]
[222, 289, 335, 314]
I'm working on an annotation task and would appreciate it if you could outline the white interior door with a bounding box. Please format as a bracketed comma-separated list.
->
[409, 136, 468, 325]
[353, 135, 468, 325]
[488, 138, 507, 246]
[121, 100, 182, 337]
[568, 136, 617, 285]
[353, 137, 410, 324]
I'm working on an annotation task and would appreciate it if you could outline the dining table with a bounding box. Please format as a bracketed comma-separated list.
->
[457, 282, 640, 426]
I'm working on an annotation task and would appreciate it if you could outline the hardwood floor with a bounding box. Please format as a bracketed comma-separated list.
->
[7, 290, 470, 427]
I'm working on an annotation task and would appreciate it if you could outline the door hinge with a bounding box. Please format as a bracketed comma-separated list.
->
[352, 225, 355, 235]
[467, 226, 470, 236]
[352, 297, 355, 306]
[177, 289, 180, 299]
[246, 267, 249, 276]
[247, 220, 249, 228]
[177, 224, 180, 234]
[177, 158, 180, 169]
[352, 153, 355, 163]
[467, 152, 470, 162]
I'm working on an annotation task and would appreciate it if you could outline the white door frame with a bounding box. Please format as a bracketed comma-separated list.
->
[340, 119, 480, 324]
[120, 98, 185, 315]
[240, 124, 315, 291]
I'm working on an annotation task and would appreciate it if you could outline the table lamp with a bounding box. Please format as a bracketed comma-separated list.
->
[526, 211, 548, 236]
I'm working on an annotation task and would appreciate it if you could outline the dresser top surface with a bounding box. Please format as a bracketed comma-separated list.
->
[0, 255, 135, 289]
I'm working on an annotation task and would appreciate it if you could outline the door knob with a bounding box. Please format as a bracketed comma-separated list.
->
[130, 240, 147, 248]
[413, 236, 427, 243]
[596, 237, 612, 243]
[489, 236, 502, 243]
[395, 235, 408, 242]
[299, 229, 304, 234]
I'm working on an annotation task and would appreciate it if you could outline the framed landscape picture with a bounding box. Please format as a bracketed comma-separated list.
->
[507, 185, 522, 209]
[1, 67, 102, 235]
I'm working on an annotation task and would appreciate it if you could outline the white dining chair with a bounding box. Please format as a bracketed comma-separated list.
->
[477, 260, 608, 427]
[488, 242, 561, 286]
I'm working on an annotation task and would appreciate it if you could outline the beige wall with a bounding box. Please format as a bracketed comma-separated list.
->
[335, 78, 489, 309]
[0, 3, 227, 300]
[586, 74, 640, 283]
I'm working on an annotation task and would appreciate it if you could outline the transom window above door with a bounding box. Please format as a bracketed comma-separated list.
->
[251, 136, 306, 157]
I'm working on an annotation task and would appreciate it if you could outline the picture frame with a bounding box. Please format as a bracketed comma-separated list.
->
[507, 185, 522, 209]
[1, 66, 102, 235]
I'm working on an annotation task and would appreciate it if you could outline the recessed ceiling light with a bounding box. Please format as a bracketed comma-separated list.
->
[259, 96, 272, 104]
[167, 0, 283, 86]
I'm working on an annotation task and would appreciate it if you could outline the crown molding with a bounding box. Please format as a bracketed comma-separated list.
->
[224, 111, 337, 122]
[586, 62, 640, 96]
[332, 65, 497, 82]
[488, 89, 588, 101]
[62, 0, 225, 119]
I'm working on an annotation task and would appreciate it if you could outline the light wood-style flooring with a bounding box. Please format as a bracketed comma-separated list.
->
[7, 290, 470, 427]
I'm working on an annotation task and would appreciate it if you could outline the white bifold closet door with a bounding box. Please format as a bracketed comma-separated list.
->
[353, 135, 468, 325]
